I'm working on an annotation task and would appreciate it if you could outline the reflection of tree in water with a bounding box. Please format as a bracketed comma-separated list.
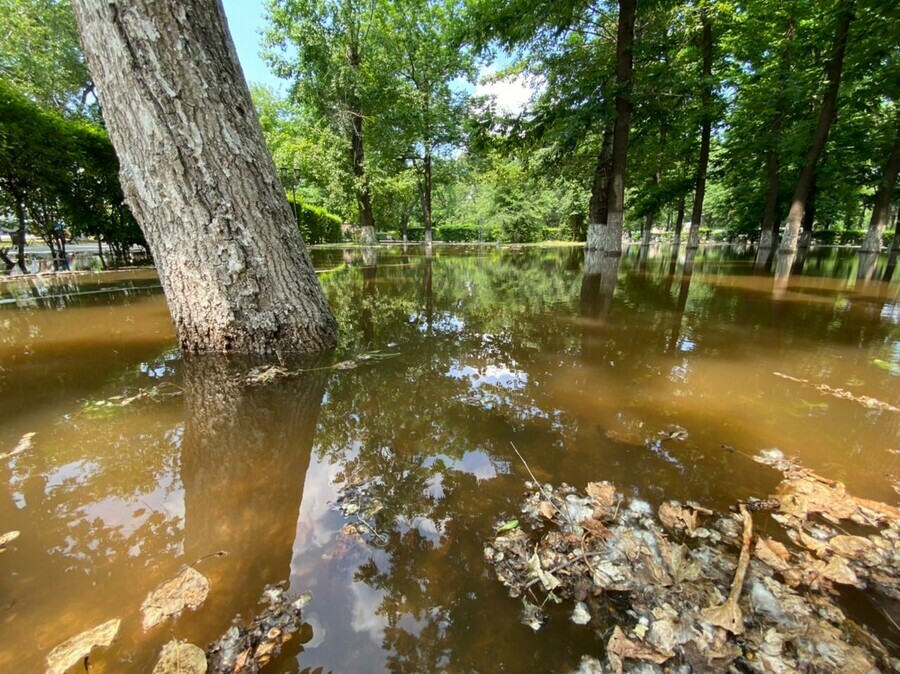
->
[181, 355, 326, 666]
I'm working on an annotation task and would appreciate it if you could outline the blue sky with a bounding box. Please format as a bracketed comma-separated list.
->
[222, 0, 282, 90]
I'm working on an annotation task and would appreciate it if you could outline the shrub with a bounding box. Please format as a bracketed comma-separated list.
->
[435, 224, 481, 242]
[287, 197, 342, 244]
[812, 230, 838, 245]
[884, 231, 895, 248]
[837, 229, 865, 245]
[540, 226, 567, 241]
[405, 225, 425, 241]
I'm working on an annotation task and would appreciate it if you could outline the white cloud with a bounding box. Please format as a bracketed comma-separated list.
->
[474, 66, 541, 116]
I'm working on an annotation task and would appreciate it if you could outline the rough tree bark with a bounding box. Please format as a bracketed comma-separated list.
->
[586, 125, 614, 245]
[590, 0, 635, 255]
[858, 125, 900, 280]
[70, 0, 338, 354]
[779, 4, 852, 253]
[686, 14, 713, 251]
[757, 16, 795, 262]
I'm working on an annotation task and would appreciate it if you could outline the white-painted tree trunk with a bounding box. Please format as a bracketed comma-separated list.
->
[71, 0, 337, 354]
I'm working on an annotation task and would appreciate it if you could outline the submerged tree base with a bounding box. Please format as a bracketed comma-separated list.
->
[485, 452, 899, 673]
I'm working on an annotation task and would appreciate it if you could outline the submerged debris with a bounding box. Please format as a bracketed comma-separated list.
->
[0, 432, 34, 460]
[82, 384, 182, 416]
[773, 371, 900, 413]
[242, 351, 399, 385]
[45, 618, 121, 674]
[754, 449, 900, 599]
[486, 470, 899, 673]
[152, 640, 208, 674]
[206, 583, 311, 673]
[141, 566, 211, 630]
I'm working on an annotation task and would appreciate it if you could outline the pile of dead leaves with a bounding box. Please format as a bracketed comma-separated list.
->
[485, 465, 899, 673]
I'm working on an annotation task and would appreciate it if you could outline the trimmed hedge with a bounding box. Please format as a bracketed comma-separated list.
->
[287, 197, 342, 244]
[435, 223, 481, 242]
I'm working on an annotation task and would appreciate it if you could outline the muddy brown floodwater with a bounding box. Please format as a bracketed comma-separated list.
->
[0, 245, 898, 673]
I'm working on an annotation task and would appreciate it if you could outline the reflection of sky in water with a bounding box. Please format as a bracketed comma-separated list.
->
[446, 362, 528, 390]
[418, 312, 464, 334]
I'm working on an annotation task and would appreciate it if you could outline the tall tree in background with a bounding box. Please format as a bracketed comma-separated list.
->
[266, 0, 389, 244]
[685, 7, 714, 253]
[0, 0, 94, 114]
[778, 1, 853, 255]
[71, 0, 337, 353]
[379, 0, 473, 244]
[592, 0, 636, 254]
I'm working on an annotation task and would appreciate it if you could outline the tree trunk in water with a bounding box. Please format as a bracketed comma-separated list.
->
[352, 112, 377, 244]
[798, 179, 817, 249]
[858, 127, 900, 280]
[687, 15, 713, 251]
[861, 127, 900, 254]
[757, 16, 794, 264]
[672, 194, 686, 251]
[70, 0, 337, 354]
[423, 148, 434, 245]
[585, 125, 614, 249]
[779, 4, 852, 253]
[597, 0, 636, 256]
[13, 195, 27, 273]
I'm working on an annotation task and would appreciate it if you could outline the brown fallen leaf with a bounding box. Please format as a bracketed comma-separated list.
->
[754, 537, 791, 572]
[46, 618, 121, 674]
[538, 501, 556, 520]
[152, 640, 207, 674]
[607, 625, 673, 665]
[658, 501, 698, 533]
[586, 481, 617, 507]
[141, 566, 210, 630]
[0, 432, 34, 461]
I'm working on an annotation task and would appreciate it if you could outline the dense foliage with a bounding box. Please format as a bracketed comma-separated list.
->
[1, 0, 897, 256]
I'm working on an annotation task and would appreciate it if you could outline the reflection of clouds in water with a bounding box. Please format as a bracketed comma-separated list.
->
[292, 448, 344, 554]
[44, 459, 100, 492]
[350, 570, 389, 643]
[424, 450, 501, 483]
[79, 473, 184, 537]
[418, 312, 465, 334]
[447, 362, 528, 390]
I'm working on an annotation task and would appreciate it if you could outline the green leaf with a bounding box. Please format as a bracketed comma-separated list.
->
[496, 519, 519, 533]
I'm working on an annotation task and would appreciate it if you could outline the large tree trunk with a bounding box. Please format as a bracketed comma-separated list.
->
[352, 111, 377, 244]
[586, 125, 614, 245]
[798, 178, 817, 249]
[779, 4, 852, 253]
[686, 15, 713, 251]
[858, 126, 900, 280]
[671, 193, 686, 251]
[592, 0, 635, 255]
[757, 17, 794, 261]
[70, 0, 337, 354]
[861, 127, 900, 254]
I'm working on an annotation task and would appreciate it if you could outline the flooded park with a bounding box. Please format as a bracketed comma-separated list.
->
[1, 244, 898, 672]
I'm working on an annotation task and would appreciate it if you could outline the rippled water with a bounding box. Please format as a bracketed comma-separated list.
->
[1, 245, 898, 672]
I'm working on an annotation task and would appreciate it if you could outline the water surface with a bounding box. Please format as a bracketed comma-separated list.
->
[1, 245, 898, 672]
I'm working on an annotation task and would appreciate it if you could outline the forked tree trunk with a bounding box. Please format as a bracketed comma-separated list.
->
[594, 0, 636, 255]
[779, 4, 852, 253]
[687, 15, 713, 251]
[70, 0, 337, 354]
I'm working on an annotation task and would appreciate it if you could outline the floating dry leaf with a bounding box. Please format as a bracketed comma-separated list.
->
[0, 432, 34, 460]
[585, 481, 617, 507]
[46, 618, 120, 674]
[141, 566, 210, 630]
[0, 530, 20, 550]
[152, 640, 207, 674]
